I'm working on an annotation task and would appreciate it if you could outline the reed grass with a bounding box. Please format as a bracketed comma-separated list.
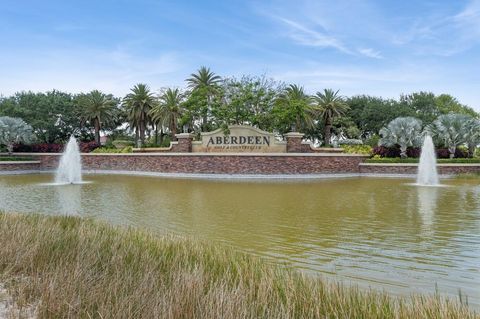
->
[0, 213, 477, 318]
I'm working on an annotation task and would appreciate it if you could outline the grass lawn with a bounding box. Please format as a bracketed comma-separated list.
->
[0, 156, 36, 161]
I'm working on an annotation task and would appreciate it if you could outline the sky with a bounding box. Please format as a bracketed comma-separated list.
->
[1, 0, 479, 109]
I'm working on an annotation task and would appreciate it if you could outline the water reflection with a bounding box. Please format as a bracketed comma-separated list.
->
[0, 174, 479, 307]
[55, 184, 82, 216]
[417, 186, 438, 236]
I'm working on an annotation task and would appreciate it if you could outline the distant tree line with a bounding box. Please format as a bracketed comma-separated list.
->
[0, 66, 477, 148]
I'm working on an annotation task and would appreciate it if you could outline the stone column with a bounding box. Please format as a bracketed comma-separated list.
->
[173, 133, 195, 152]
[285, 132, 305, 153]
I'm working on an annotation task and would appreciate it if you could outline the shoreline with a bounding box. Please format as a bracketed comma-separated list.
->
[0, 213, 477, 318]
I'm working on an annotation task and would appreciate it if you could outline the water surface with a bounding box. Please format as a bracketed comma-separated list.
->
[0, 174, 479, 307]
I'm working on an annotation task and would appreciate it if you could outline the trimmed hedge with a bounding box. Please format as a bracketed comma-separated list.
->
[13, 141, 100, 153]
[372, 146, 468, 159]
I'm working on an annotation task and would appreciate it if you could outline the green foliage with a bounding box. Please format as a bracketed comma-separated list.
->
[185, 66, 222, 132]
[379, 117, 423, 158]
[0, 156, 34, 161]
[399, 92, 439, 124]
[212, 75, 283, 131]
[123, 84, 157, 147]
[346, 95, 411, 137]
[427, 113, 470, 158]
[365, 134, 380, 147]
[0, 116, 35, 153]
[112, 139, 134, 149]
[91, 146, 133, 153]
[313, 89, 349, 146]
[435, 94, 478, 118]
[149, 88, 184, 139]
[77, 90, 120, 144]
[366, 157, 480, 164]
[0, 90, 87, 143]
[272, 84, 315, 135]
[341, 145, 372, 155]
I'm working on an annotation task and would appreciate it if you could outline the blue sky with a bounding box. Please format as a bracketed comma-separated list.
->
[1, 0, 479, 109]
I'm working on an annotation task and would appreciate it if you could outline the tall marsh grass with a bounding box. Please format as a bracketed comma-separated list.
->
[0, 213, 477, 318]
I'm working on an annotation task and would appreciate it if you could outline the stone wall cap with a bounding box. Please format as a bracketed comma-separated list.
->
[175, 133, 195, 139]
[0, 161, 41, 164]
[284, 132, 305, 138]
[13, 152, 367, 157]
[360, 163, 480, 167]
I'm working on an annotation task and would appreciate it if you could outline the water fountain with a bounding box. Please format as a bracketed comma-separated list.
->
[55, 136, 82, 184]
[416, 135, 439, 186]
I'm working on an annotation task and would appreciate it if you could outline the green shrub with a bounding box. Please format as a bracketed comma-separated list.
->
[112, 140, 134, 149]
[365, 157, 480, 164]
[342, 145, 372, 155]
[365, 134, 380, 147]
[91, 146, 133, 153]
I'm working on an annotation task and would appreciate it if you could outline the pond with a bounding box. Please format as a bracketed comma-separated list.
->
[0, 174, 479, 307]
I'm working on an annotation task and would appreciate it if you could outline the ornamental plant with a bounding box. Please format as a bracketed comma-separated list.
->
[426, 114, 469, 158]
[0, 116, 35, 154]
[379, 117, 423, 158]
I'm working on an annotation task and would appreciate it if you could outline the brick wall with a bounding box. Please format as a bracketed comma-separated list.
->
[359, 163, 480, 175]
[0, 162, 41, 171]
[4, 155, 480, 176]
[29, 153, 367, 175]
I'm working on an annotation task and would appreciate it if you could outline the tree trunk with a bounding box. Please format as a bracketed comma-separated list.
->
[468, 143, 475, 158]
[135, 128, 140, 148]
[7, 143, 13, 155]
[159, 127, 164, 145]
[400, 146, 407, 159]
[139, 121, 145, 147]
[154, 125, 158, 146]
[94, 117, 101, 145]
[324, 117, 332, 146]
[171, 117, 177, 141]
[449, 146, 456, 159]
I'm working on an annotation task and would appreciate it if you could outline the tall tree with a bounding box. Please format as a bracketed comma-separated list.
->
[185, 66, 221, 132]
[214, 75, 282, 130]
[149, 88, 184, 141]
[346, 95, 411, 138]
[0, 90, 85, 143]
[399, 92, 439, 124]
[314, 89, 349, 146]
[273, 84, 315, 135]
[77, 90, 117, 144]
[123, 84, 157, 147]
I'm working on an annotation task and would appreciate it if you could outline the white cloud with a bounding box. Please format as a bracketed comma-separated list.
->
[357, 48, 383, 59]
[391, 0, 480, 56]
[275, 16, 351, 54]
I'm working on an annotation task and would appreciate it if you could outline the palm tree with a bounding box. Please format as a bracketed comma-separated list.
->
[149, 88, 184, 141]
[186, 66, 221, 131]
[314, 89, 349, 146]
[427, 113, 469, 158]
[275, 84, 315, 133]
[186, 66, 221, 90]
[379, 117, 423, 158]
[123, 84, 157, 147]
[463, 117, 480, 157]
[77, 90, 117, 144]
[0, 116, 35, 154]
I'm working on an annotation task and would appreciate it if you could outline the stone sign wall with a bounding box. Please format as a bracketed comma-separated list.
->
[192, 125, 287, 153]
